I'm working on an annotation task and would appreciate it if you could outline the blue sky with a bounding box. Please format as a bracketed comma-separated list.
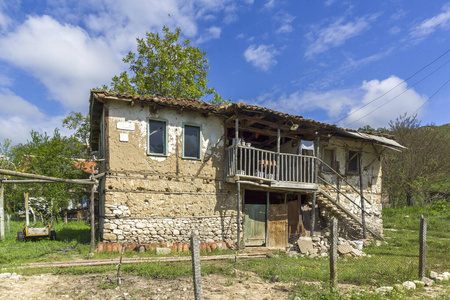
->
[1, 0, 449, 143]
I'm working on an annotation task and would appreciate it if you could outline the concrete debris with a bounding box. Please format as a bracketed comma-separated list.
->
[402, 281, 416, 290]
[422, 277, 434, 286]
[0, 273, 21, 280]
[337, 244, 353, 254]
[289, 235, 366, 258]
[156, 247, 172, 255]
[429, 271, 438, 279]
[350, 248, 365, 257]
[297, 239, 314, 254]
[413, 280, 425, 288]
[375, 286, 393, 293]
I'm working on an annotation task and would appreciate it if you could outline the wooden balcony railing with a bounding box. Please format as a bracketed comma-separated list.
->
[226, 145, 317, 184]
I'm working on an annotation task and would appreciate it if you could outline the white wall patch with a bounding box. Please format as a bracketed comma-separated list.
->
[119, 133, 129, 142]
[117, 122, 135, 131]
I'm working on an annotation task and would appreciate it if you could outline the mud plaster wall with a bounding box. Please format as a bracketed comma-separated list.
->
[319, 138, 383, 235]
[101, 100, 239, 243]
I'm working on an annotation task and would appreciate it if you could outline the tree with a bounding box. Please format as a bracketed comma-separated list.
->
[62, 111, 90, 157]
[7, 129, 88, 219]
[0, 138, 12, 169]
[358, 125, 390, 134]
[104, 26, 227, 104]
[382, 114, 450, 207]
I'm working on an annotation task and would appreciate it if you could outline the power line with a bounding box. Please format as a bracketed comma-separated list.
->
[335, 48, 450, 124]
[343, 59, 450, 127]
[408, 77, 450, 118]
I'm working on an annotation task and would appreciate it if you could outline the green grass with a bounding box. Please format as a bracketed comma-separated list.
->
[1, 205, 449, 300]
[0, 220, 91, 266]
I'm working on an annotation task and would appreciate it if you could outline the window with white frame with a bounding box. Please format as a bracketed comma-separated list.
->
[148, 119, 167, 155]
[183, 124, 201, 159]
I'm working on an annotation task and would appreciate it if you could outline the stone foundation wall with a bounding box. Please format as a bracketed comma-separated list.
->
[102, 204, 241, 244]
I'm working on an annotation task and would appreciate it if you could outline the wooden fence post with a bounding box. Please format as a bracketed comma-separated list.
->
[191, 233, 204, 300]
[90, 166, 96, 254]
[330, 217, 338, 289]
[0, 183, 4, 240]
[24, 192, 29, 227]
[419, 215, 427, 278]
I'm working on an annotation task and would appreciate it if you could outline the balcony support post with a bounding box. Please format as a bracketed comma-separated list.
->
[237, 181, 241, 250]
[234, 118, 239, 175]
[276, 129, 280, 181]
[310, 135, 320, 237]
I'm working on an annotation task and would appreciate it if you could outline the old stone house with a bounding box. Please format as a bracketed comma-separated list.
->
[89, 91, 404, 248]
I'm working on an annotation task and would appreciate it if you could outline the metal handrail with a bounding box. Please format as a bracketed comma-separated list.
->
[317, 157, 372, 205]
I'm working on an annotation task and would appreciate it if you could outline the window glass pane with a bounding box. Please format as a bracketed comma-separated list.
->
[149, 121, 165, 154]
[184, 125, 200, 158]
[348, 151, 359, 173]
[323, 149, 334, 172]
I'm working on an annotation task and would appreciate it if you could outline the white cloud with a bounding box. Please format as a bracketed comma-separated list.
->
[83, 0, 237, 49]
[0, 88, 45, 119]
[196, 26, 221, 44]
[0, 88, 69, 143]
[247, 89, 357, 120]
[305, 16, 375, 58]
[0, 6, 11, 32]
[244, 44, 279, 71]
[410, 4, 450, 40]
[0, 15, 121, 110]
[0, 115, 68, 144]
[264, 0, 276, 10]
[275, 12, 295, 34]
[342, 76, 426, 128]
[389, 26, 401, 35]
[244, 76, 426, 129]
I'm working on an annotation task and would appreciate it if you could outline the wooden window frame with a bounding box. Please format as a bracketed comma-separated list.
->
[346, 150, 360, 175]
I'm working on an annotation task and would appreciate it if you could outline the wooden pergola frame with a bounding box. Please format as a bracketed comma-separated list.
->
[0, 168, 105, 253]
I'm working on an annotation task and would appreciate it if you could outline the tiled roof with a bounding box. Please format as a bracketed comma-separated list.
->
[90, 91, 398, 147]
[73, 159, 97, 174]
[93, 91, 227, 113]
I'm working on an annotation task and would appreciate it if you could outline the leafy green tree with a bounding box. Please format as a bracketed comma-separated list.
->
[62, 111, 90, 157]
[8, 129, 88, 219]
[0, 138, 12, 169]
[104, 26, 227, 104]
[382, 114, 450, 207]
[358, 125, 390, 134]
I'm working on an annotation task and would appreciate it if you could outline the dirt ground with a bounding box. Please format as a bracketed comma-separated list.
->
[0, 271, 293, 300]
[1, 270, 448, 299]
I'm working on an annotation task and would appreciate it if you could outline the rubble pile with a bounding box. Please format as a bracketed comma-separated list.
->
[288, 235, 368, 258]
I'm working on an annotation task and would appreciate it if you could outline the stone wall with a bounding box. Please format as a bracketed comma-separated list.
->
[102, 204, 240, 243]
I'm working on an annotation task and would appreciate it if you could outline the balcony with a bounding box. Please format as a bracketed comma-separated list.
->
[225, 145, 319, 190]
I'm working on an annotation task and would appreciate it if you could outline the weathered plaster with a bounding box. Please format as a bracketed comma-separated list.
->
[100, 100, 238, 243]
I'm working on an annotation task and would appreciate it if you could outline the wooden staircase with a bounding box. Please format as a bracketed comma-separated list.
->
[317, 186, 383, 240]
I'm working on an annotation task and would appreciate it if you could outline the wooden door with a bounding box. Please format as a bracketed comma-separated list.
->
[244, 204, 266, 246]
[288, 199, 300, 237]
[268, 203, 288, 248]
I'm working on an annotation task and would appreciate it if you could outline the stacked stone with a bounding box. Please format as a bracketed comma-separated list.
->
[103, 204, 239, 244]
